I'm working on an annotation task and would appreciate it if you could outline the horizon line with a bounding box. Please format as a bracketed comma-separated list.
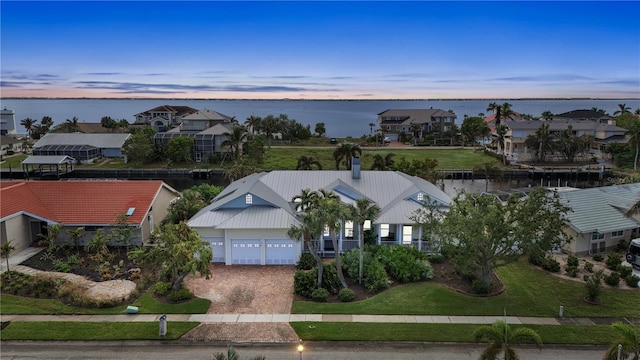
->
[2, 97, 640, 101]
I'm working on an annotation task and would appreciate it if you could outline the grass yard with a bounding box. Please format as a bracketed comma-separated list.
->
[0, 292, 211, 315]
[0, 153, 28, 169]
[291, 261, 640, 318]
[0, 321, 198, 341]
[290, 322, 617, 345]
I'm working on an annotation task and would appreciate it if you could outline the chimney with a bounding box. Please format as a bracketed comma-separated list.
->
[352, 157, 361, 179]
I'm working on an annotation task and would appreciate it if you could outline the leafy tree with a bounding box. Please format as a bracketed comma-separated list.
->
[117, 118, 130, 132]
[1, 240, 16, 274]
[345, 198, 380, 284]
[554, 125, 593, 163]
[333, 143, 362, 170]
[281, 118, 311, 141]
[163, 189, 206, 225]
[130, 221, 211, 291]
[473, 320, 542, 360]
[625, 118, 640, 170]
[224, 158, 260, 182]
[244, 137, 266, 165]
[65, 116, 80, 133]
[603, 322, 640, 360]
[222, 126, 249, 162]
[615, 103, 632, 116]
[461, 116, 490, 147]
[315, 122, 326, 137]
[473, 162, 504, 192]
[296, 155, 322, 170]
[410, 195, 445, 254]
[122, 125, 157, 164]
[167, 136, 194, 163]
[189, 183, 223, 204]
[440, 188, 570, 286]
[392, 156, 440, 184]
[101, 116, 118, 132]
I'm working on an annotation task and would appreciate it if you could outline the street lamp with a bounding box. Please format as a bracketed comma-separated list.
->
[297, 339, 304, 360]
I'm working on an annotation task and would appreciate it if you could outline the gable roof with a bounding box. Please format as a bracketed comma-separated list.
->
[378, 109, 456, 125]
[0, 180, 178, 225]
[558, 183, 640, 234]
[21, 155, 76, 165]
[553, 109, 613, 120]
[181, 109, 234, 122]
[188, 170, 451, 229]
[506, 120, 626, 134]
[135, 105, 198, 118]
[33, 133, 131, 149]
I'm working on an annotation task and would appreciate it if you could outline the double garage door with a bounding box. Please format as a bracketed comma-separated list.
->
[230, 239, 296, 265]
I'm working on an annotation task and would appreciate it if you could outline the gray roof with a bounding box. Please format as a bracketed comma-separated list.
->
[33, 133, 131, 149]
[21, 155, 76, 165]
[181, 109, 233, 122]
[378, 109, 456, 125]
[558, 183, 640, 234]
[189, 170, 451, 229]
[507, 120, 625, 133]
[198, 123, 235, 135]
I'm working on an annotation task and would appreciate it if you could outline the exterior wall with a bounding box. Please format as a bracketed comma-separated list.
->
[1, 215, 33, 251]
[564, 227, 634, 256]
[224, 228, 300, 265]
[101, 147, 124, 158]
[140, 187, 179, 242]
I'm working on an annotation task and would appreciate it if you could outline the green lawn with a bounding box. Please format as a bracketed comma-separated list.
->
[0, 153, 28, 169]
[0, 321, 198, 341]
[292, 261, 640, 318]
[0, 292, 211, 315]
[291, 322, 617, 344]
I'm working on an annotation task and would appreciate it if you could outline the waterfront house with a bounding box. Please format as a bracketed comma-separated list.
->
[178, 109, 236, 131]
[552, 109, 614, 124]
[0, 135, 22, 156]
[557, 184, 640, 256]
[0, 180, 179, 252]
[134, 105, 198, 132]
[32, 133, 131, 163]
[188, 166, 451, 265]
[377, 109, 456, 142]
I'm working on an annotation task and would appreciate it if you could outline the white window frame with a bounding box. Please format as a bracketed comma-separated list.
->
[245, 194, 253, 204]
[402, 226, 412, 245]
[380, 224, 390, 238]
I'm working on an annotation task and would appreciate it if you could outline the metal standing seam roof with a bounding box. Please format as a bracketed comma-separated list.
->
[21, 155, 76, 165]
[558, 184, 640, 234]
[33, 133, 131, 149]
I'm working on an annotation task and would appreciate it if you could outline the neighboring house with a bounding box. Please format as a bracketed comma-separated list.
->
[32, 133, 131, 163]
[179, 109, 235, 131]
[558, 184, 640, 256]
[0, 180, 179, 252]
[377, 109, 456, 141]
[552, 109, 614, 124]
[188, 166, 451, 265]
[76, 122, 115, 133]
[134, 105, 198, 132]
[0, 107, 17, 135]
[0, 136, 22, 155]
[502, 120, 628, 162]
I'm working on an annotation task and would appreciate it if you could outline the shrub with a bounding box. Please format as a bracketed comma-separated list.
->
[604, 272, 621, 287]
[617, 265, 633, 279]
[168, 288, 194, 302]
[542, 256, 561, 272]
[617, 239, 629, 252]
[566, 255, 579, 268]
[52, 259, 71, 273]
[584, 270, 604, 302]
[583, 261, 594, 273]
[566, 267, 579, 278]
[311, 288, 329, 302]
[338, 288, 355, 302]
[527, 247, 546, 267]
[363, 258, 390, 294]
[153, 282, 172, 296]
[593, 253, 604, 262]
[296, 252, 316, 270]
[606, 253, 622, 270]
[340, 248, 360, 279]
[428, 254, 445, 264]
[472, 279, 490, 295]
[293, 269, 316, 299]
[319, 262, 341, 294]
[625, 275, 640, 288]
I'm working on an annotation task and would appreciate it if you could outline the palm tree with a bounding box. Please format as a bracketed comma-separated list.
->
[603, 322, 639, 360]
[368, 122, 375, 135]
[370, 153, 396, 170]
[541, 111, 553, 121]
[296, 155, 322, 170]
[524, 122, 554, 163]
[292, 188, 318, 212]
[473, 320, 542, 360]
[615, 103, 632, 116]
[244, 115, 262, 135]
[346, 198, 380, 284]
[316, 190, 349, 289]
[221, 126, 249, 162]
[486, 102, 499, 115]
[288, 206, 325, 288]
[20, 118, 36, 138]
[626, 119, 640, 170]
[1, 240, 16, 274]
[65, 116, 80, 133]
[333, 143, 362, 170]
[260, 115, 282, 148]
[591, 107, 606, 114]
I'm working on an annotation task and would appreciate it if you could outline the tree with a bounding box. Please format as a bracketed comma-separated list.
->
[244, 115, 261, 135]
[110, 213, 136, 253]
[163, 189, 206, 225]
[440, 188, 570, 287]
[20, 118, 36, 138]
[167, 136, 194, 163]
[615, 103, 632, 116]
[461, 116, 490, 147]
[315, 122, 326, 137]
[296, 155, 322, 170]
[122, 125, 157, 164]
[222, 126, 249, 162]
[473, 320, 542, 360]
[130, 221, 211, 291]
[288, 206, 325, 288]
[189, 183, 223, 204]
[410, 195, 446, 254]
[66, 226, 84, 254]
[101, 116, 118, 132]
[370, 153, 395, 170]
[368, 122, 376, 136]
[603, 322, 640, 360]
[260, 115, 283, 148]
[524, 122, 554, 163]
[65, 116, 80, 133]
[1, 240, 16, 274]
[345, 198, 380, 284]
[224, 158, 260, 182]
[541, 111, 553, 121]
[333, 143, 362, 170]
[625, 118, 640, 170]
[555, 125, 592, 163]
[316, 190, 349, 289]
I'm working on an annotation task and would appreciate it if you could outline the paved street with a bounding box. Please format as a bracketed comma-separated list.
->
[0, 342, 610, 360]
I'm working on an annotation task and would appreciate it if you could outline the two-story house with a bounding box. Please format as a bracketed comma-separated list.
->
[378, 109, 456, 141]
[134, 105, 198, 132]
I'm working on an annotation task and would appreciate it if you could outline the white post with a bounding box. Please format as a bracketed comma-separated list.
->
[559, 306, 564, 318]
[617, 344, 623, 360]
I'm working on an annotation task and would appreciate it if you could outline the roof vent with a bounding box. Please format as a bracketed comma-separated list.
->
[352, 157, 361, 179]
[125, 207, 136, 216]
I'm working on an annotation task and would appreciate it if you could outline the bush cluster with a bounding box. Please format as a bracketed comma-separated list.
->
[338, 288, 355, 302]
[296, 252, 316, 270]
[604, 272, 620, 287]
[153, 282, 172, 296]
[606, 253, 622, 270]
[370, 246, 433, 282]
[167, 288, 194, 302]
[542, 256, 561, 272]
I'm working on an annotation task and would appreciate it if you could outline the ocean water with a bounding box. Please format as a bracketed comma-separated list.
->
[1, 98, 639, 138]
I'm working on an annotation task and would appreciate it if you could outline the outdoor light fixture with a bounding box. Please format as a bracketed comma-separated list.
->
[297, 339, 304, 360]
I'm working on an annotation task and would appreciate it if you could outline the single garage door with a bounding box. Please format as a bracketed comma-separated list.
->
[265, 239, 296, 265]
[206, 237, 225, 263]
[231, 239, 261, 265]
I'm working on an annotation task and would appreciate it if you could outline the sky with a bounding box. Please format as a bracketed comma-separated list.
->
[1, 1, 639, 100]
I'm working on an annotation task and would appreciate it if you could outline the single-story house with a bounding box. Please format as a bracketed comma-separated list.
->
[378, 109, 456, 141]
[0, 135, 22, 155]
[0, 180, 179, 252]
[32, 133, 131, 163]
[188, 165, 451, 265]
[558, 183, 640, 256]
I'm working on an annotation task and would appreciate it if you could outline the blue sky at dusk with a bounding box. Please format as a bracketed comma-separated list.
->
[1, 1, 639, 99]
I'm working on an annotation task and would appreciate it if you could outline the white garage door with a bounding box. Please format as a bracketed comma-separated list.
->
[207, 237, 225, 263]
[231, 239, 261, 265]
[265, 239, 296, 265]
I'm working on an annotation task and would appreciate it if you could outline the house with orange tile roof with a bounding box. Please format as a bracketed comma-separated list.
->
[0, 180, 179, 252]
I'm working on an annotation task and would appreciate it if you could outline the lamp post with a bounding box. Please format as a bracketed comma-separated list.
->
[297, 339, 304, 360]
[617, 344, 622, 360]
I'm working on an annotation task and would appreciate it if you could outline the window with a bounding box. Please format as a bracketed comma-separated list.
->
[417, 193, 424, 202]
[402, 226, 412, 245]
[323, 225, 330, 237]
[380, 224, 389, 238]
[84, 226, 103, 232]
[363, 220, 371, 230]
[245, 194, 253, 204]
[344, 221, 354, 238]
[591, 231, 605, 254]
[591, 232, 604, 241]
[611, 230, 623, 238]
